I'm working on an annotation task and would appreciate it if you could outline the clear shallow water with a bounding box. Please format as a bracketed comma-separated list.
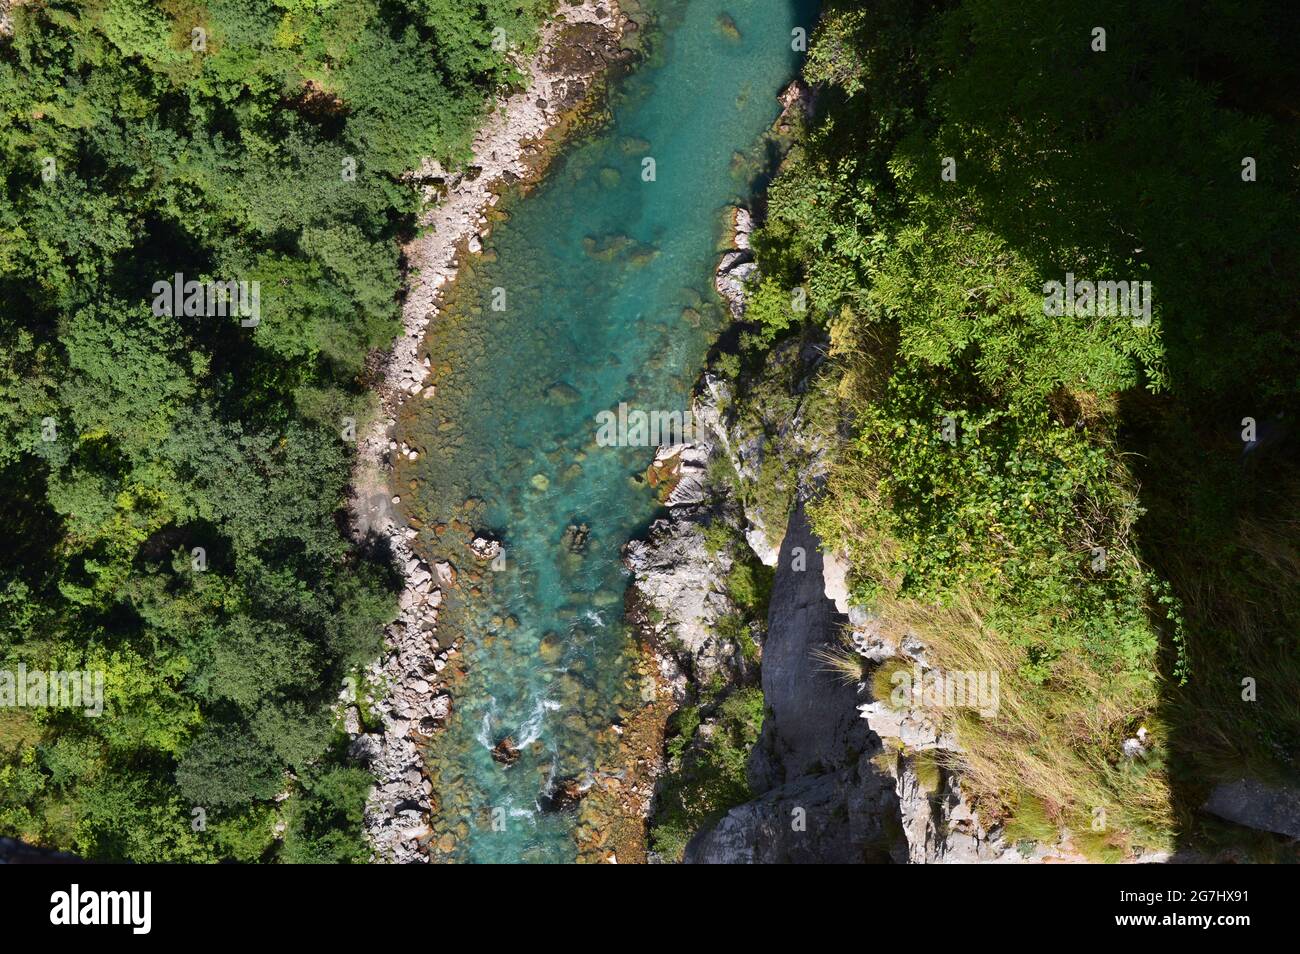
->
[402, 0, 816, 863]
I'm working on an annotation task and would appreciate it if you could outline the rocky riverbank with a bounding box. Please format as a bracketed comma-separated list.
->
[347, 0, 633, 864]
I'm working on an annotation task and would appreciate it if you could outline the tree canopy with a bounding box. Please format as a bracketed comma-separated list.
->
[0, 0, 546, 861]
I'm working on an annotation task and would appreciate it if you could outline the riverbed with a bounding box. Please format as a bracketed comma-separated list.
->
[400, 0, 817, 863]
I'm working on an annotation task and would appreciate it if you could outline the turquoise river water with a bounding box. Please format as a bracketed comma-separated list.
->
[400, 0, 816, 862]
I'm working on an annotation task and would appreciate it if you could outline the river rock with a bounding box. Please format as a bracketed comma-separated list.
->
[491, 736, 521, 766]
[469, 535, 503, 561]
[429, 694, 452, 723]
[538, 776, 588, 813]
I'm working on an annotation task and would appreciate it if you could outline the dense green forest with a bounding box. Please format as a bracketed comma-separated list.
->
[0, 0, 547, 862]
[742, 0, 1300, 858]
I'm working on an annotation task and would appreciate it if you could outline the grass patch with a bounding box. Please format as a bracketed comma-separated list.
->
[0, 710, 43, 752]
[869, 657, 914, 710]
[912, 749, 943, 794]
[812, 640, 869, 686]
[1002, 794, 1058, 846]
[811, 394, 1176, 857]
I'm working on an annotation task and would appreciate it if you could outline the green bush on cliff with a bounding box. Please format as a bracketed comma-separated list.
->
[650, 687, 766, 863]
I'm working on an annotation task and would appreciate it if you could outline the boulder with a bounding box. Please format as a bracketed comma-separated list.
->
[469, 536, 503, 561]
[1203, 778, 1300, 838]
[538, 776, 588, 813]
[491, 735, 521, 766]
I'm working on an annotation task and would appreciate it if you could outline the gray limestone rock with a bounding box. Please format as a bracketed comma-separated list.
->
[624, 511, 740, 691]
[685, 758, 897, 864]
[747, 503, 874, 790]
[686, 504, 900, 863]
[1203, 777, 1300, 838]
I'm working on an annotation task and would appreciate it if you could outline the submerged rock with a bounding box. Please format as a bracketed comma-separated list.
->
[562, 522, 591, 553]
[544, 381, 581, 405]
[582, 233, 632, 261]
[539, 631, 565, 664]
[715, 12, 742, 42]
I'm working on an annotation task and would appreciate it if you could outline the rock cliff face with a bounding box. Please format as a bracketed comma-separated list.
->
[685, 503, 900, 864]
[1204, 778, 1300, 839]
[747, 504, 868, 789]
[626, 202, 908, 863]
[624, 509, 743, 699]
[845, 614, 1022, 863]
[715, 207, 757, 321]
[665, 443, 1018, 863]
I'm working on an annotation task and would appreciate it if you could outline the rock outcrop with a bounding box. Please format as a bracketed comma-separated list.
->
[1204, 778, 1300, 839]
[632, 161, 1026, 862]
[625, 509, 741, 698]
[685, 504, 901, 863]
[649, 442, 712, 507]
[715, 207, 756, 320]
[685, 765, 898, 864]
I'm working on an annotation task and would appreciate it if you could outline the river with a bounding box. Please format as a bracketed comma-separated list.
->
[402, 0, 816, 863]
